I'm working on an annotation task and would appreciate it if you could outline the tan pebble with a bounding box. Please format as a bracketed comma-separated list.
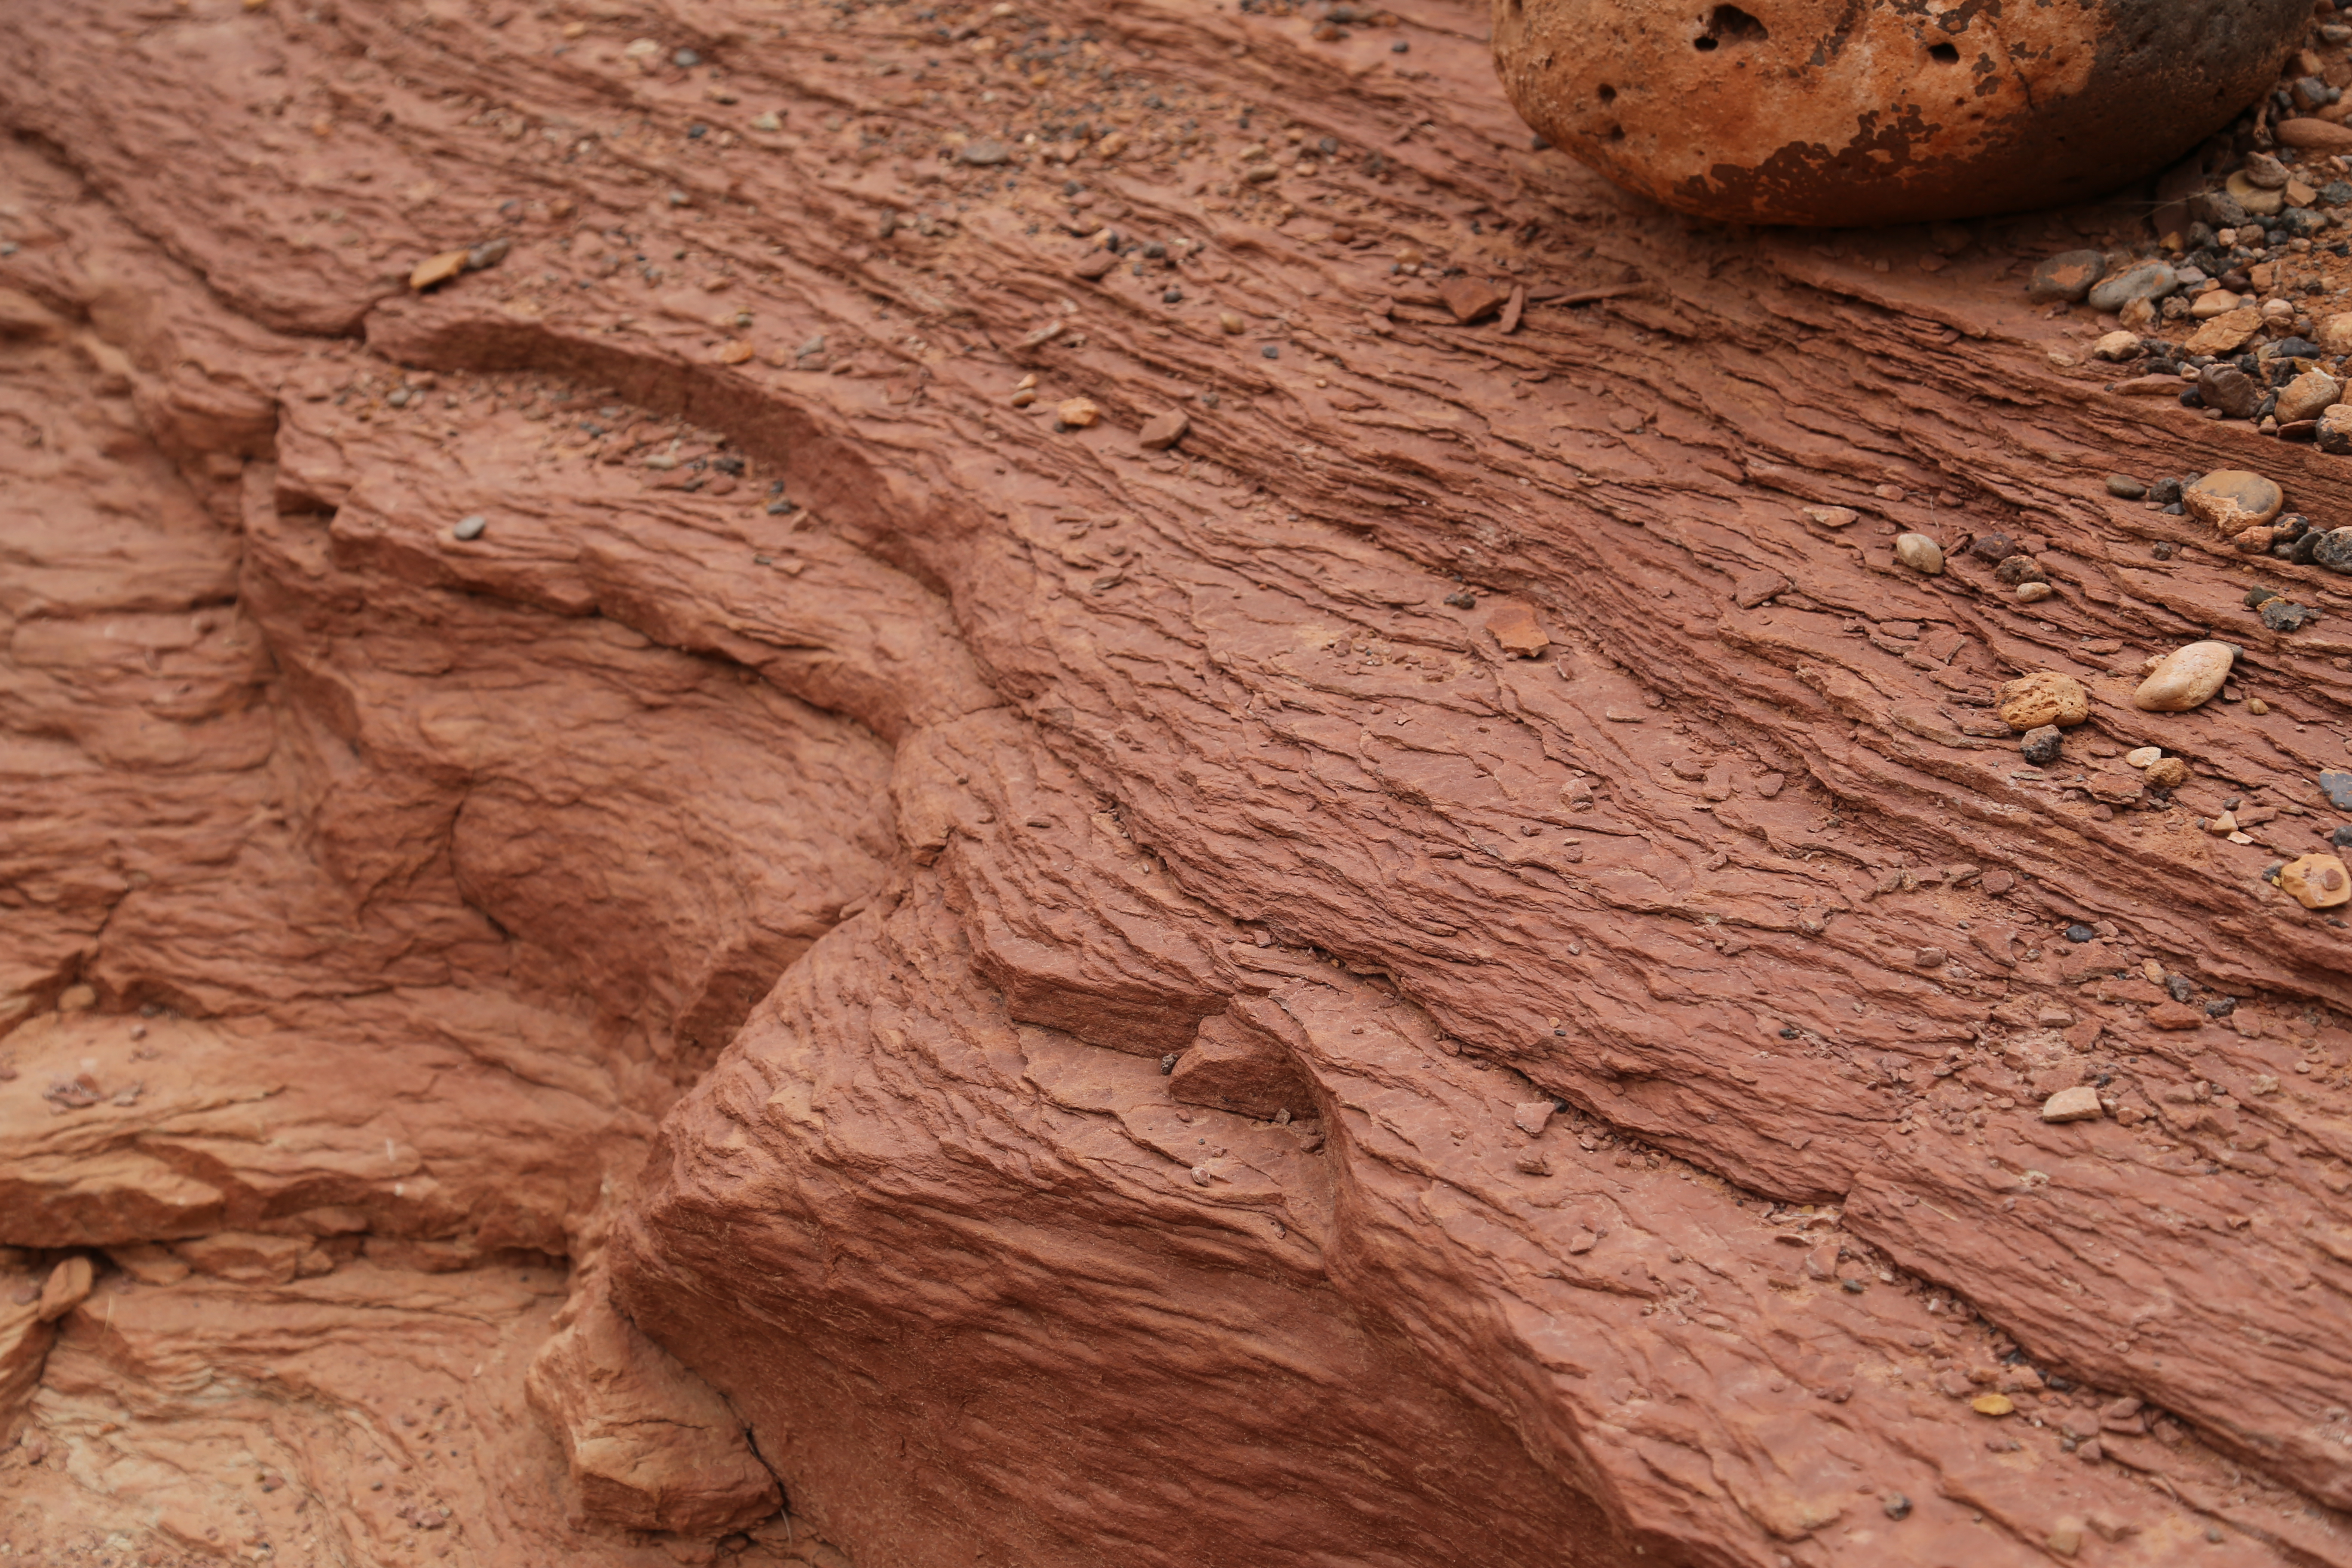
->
[1972, 1393, 2015, 1417]
[715, 341, 755, 365]
[1218, 310, 1246, 335]
[2228, 831, 2254, 845]
[2015, 581, 2053, 603]
[2047, 1518, 2086, 1559]
[2040, 1086, 2103, 1123]
[2132, 641, 2236, 712]
[2140, 958, 2165, 986]
[1997, 672, 2089, 731]
[58, 983, 96, 1012]
[1893, 533, 1944, 575]
[2143, 756, 2188, 789]
[1009, 388, 1036, 407]
[2123, 746, 2161, 769]
[407, 249, 470, 291]
[2280, 854, 2352, 910]
[1801, 505, 1858, 529]
[2207, 810, 2239, 835]
[2278, 368, 2344, 424]
[2090, 330, 2140, 362]
[1139, 410, 1190, 451]
[2182, 470, 2284, 535]
[1056, 397, 1100, 429]
[2248, 696, 2270, 716]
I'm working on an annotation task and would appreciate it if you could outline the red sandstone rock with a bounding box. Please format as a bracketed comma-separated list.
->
[1, 2, 2350, 1567]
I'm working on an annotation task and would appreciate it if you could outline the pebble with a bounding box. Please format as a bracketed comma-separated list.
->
[408, 249, 471, 291]
[1218, 311, 1246, 335]
[2027, 250, 2104, 304]
[1139, 411, 1189, 451]
[2041, 1085, 2103, 1123]
[2190, 288, 2245, 320]
[2019, 725, 2064, 765]
[2133, 641, 2236, 711]
[2102, 475, 2145, 500]
[2321, 770, 2352, 811]
[1994, 555, 2047, 586]
[2086, 261, 2178, 314]
[2313, 526, 2352, 573]
[1261, 344, 1280, 359]
[2281, 854, 2352, 909]
[1972, 1393, 2015, 1418]
[1893, 533, 1944, 575]
[1056, 397, 1100, 429]
[451, 514, 487, 541]
[2143, 756, 2188, 790]
[1882, 1493, 1912, 1522]
[2047, 1518, 2086, 1559]
[2185, 306, 2263, 357]
[1802, 506, 1858, 529]
[2064, 923, 2095, 943]
[2260, 599, 2321, 633]
[1437, 276, 1509, 324]
[1914, 947, 1946, 968]
[1997, 672, 2090, 731]
[2248, 696, 2271, 715]
[2090, 331, 2141, 362]
[1969, 533, 2018, 562]
[959, 138, 1013, 166]
[2015, 582, 2053, 604]
[1513, 1100, 1556, 1136]
[2280, 369, 2345, 424]
[2196, 364, 2261, 420]
[2124, 747, 2162, 769]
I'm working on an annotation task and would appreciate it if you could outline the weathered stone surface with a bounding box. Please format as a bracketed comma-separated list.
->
[1997, 672, 2090, 732]
[1491, 0, 2312, 226]
[3, 5, 2352, 1568]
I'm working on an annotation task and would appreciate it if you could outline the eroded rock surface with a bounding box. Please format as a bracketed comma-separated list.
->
[5, 0, 2352, 1566]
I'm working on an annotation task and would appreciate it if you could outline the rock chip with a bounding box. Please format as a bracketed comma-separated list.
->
[2185, 306, 2264, 356]
[2320, 405, 2352, 456]
[1493, 0, 2310, 226]
[2143, 756, 2188, 789]
[35, 1255, 93, 1323]
[2279, 369, 2344, 424]
[1997, 672, 2090, 731]
[1138, 411, 1190, 451]
[2280, 854, 2352, 909]
[2019, 725, 2064, 766]
[2029, 251, 2105, 303]
[1513, 1100, 1556, 1136]
[1437, 277, 1509, 324]
[2090, 331, 2141, 363]
[2088, 262, 2178, 315]
[408, 249, 471, 291]
[1893, 533, 1944, 576]
[1732, 570, 1789, 609]
[2124, 747, 2161, 769]
[2040, 1086, 2103, 1123]
[2147, 1001, 2208, 1030]
[2196, 364, 2261, 419]
[2015, 581, 2054, 604]
[1801, 505, 1857, 529]
[2314, 526, 2352, 572]
[1484, 600, 1551, 658]
[1056, 398, 1101, 429]
[2182, 471, 2283, 534]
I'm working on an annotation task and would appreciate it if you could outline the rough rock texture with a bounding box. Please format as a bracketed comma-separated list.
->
[6, 1, 2352, 1567]
[1491, 0, 2312, 226]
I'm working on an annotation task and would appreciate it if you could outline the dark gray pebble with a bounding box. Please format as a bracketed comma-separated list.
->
[2021, 725, 2064, 765]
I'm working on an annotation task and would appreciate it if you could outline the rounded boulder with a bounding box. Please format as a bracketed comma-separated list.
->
[1491, 0, 2310, 227]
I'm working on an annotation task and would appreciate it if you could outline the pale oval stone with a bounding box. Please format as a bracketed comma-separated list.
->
[2015, 581, 2053, 603]
[2190, 289, 2244, 320]
[2133, 641, 2237, 712]
[2091, 330, 2141, 362]
[1893, 533, 1944, 576]
[2124, 746, 2162, 769]
[1997, 671, 2090, 731]
[2183, 471, 2283, 535]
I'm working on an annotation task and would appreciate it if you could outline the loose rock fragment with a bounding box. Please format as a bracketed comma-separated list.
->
[2183, 471, 2283, 534]
[1996, 673, 2089, 732]
[2124, 747, 2161, 769]
[2133, 642, 2236, 712]
[408, 249, 471, 291]
[2041, 1086, 2103, 1123]
[452, 514, 487, 542]
[1056, 398, 1101, 429]
[2280, 854, 2352, 910]
[1513, 1100, 1555, 1136]
[2144, 756, 2189, 790]
[1437, 277, 1508, 324]
[1138, 411, 1189, 451]
[2019, 726, 2064, 766]
[1893, 533, 1944, 576]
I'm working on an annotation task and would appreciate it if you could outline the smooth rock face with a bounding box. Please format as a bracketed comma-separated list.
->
[1490, 0, 2311, 225]
[2134, 643, 2239, 712]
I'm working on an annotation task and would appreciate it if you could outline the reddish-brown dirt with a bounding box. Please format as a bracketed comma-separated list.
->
[6, 1, 2352, 1566]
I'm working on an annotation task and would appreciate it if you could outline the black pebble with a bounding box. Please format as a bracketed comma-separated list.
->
[2064, 924, 2095, 943]
[1163, 287, 1183, 303]
[1444, 590, 1477, 609]
[1883, 1494, 1912, 1522]
[1262, 344, 1280, 359]
[2152, 541, 2177, 559]
[2333, 824, 2352, 848]
[2020, 725, 2064, 765]
[1392, 38, 1409, 52]
[2165, 975, 2195, 1004]
[2149, 478, 2184, 504]
[2206, 997, 2237, 1017]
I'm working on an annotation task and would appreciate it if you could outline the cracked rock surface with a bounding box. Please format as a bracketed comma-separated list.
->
[5, 0, 2352, 1565]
